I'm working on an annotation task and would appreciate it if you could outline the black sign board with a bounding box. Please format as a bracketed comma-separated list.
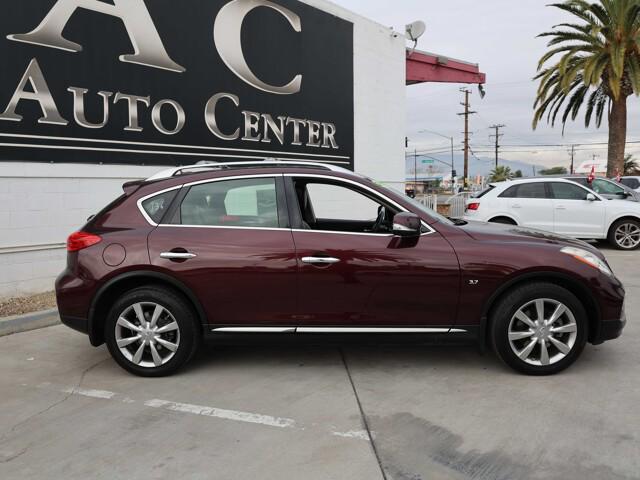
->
[0, 0, 354, 169]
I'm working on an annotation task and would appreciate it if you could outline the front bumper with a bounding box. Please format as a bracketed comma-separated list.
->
[593, 306, 627, 345]
[60, 314, 89, 335]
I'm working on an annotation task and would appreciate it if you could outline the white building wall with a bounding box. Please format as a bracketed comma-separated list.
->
[0, 0, 407, 299]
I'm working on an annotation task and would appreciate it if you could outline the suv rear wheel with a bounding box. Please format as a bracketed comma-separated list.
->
[105, 286, 200, 377]
[491, 283, 588, 375]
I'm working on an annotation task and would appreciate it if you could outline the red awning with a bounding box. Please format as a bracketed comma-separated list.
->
[406, 49, 486, 85]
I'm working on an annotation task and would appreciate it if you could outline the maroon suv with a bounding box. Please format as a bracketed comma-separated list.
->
[55, 161, 626, 376]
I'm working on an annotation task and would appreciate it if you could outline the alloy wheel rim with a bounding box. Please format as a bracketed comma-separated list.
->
[115, 302, 180, 368]
[508, 298, 577, 367]
[614, 223, 640, 249]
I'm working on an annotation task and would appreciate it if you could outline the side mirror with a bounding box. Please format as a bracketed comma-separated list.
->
[393, 212, 421, 237]
[586, 193, 597, 202]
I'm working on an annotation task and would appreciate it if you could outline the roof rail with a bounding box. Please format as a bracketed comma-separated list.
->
[146, 160, 351, 181]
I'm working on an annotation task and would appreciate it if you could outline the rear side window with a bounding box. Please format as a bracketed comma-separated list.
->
[550, 182, 589, 200]
[141, 190, 178, 224]
[499, 183, 547, 199]
[566, 178, 588, 187]
[621, 178, 640, 189]
[180, 177, 278, 228]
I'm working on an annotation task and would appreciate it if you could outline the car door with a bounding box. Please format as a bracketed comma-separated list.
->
[286, 175, 460, 328]
[498, 182, 554, 230]
[147, 175, 298, 327]
[549, 182, 606, 237]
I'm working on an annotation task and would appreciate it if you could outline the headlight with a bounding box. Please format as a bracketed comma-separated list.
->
[561, 247, 613, 276]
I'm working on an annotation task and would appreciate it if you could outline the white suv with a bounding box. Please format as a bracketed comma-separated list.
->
[463, 178, 640, 250]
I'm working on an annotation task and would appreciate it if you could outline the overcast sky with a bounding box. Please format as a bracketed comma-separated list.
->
[334, 0, 640, 171]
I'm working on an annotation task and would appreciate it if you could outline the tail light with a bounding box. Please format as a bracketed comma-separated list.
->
[466, 202, 480, 212]
[67, 231, 102, 252]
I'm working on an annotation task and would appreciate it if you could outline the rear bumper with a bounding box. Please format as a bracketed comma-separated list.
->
[55, 266, 93, 338]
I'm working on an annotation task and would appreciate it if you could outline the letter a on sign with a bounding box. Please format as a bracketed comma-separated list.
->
[7, 0, 185, 73]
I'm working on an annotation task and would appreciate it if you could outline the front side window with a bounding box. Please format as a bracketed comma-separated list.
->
[179, 177, 279, 228]
[500, 183, 547, 199]
[591, 179, 624, 195]
[294, 179, 398, 234]
[550, 182, 590, 200]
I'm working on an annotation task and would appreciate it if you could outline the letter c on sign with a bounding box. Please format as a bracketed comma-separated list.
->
[214, 0, 302, 95]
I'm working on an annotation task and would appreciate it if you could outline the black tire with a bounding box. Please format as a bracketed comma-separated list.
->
[105, 286, 200, 377]
[607, 218, 640, 250]
[490, 282, 588, 375]
[489, 217, 517, 225]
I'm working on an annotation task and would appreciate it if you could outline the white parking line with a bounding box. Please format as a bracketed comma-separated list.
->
[29, 383, 369, 441]
[62, 387, 116, 400]
[144, 399, 296, 429]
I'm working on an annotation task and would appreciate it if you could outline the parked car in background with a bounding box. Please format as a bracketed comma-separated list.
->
[563, 176, 640, 202]
[56, 161, 625, 377]
[620, 176, 640, 192]
[463, 178, 640, 250]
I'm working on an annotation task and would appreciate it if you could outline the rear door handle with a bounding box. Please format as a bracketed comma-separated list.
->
[511, 204, 521, 209]
[556, 206, 567, 210]
[301, 256, 340, 265]
[160, 252, 197, 260]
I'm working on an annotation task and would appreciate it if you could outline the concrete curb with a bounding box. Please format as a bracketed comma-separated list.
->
[0, 309, 60, 337]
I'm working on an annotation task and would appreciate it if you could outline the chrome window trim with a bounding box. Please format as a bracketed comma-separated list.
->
[136, 174, 280, 227]
[158, 224, 290, 232]
[291, 229, 395, 238]
[137, 172, 438, 237]
[284, 173, 436, 236]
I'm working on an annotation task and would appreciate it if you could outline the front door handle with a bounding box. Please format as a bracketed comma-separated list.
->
[301, 256, 340, 265]
[556, 205, 567, 210]
[160, 252, 197, 260]
[511, 204, 522, 209]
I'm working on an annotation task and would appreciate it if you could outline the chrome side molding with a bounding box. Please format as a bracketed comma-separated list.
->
[211, 327, 468, 334]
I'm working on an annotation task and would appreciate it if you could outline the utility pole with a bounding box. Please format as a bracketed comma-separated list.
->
[568, 145, 576, 174]
[457, 88, 476, 190]
[414, 148, 418, 191]
[489, 124, 506, 168]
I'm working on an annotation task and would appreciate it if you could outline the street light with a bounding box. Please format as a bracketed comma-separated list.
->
[419, 129, 456, 192]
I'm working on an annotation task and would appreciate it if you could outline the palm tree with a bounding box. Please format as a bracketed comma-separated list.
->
[489, 165, 513, 182]
[624, 154, 640, 174]
[533, 0, 640, 177]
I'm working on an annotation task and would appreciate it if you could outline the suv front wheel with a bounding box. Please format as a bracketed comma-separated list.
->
[608, 218, 640, 250]
[491, 283, 588, 375]
[105, 286, 200, 377]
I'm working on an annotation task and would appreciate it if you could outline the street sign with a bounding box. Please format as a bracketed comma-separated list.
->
[421, 159, 434, 164]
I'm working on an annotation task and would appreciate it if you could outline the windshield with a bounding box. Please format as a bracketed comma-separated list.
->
[377, 183, 455, 225]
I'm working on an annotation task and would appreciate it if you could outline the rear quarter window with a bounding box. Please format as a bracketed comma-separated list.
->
[141, 190, 178, 224]
[499, 183, 547, 199]
[473, 186, 495, 198]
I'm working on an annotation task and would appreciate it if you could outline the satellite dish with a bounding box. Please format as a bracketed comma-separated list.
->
[405, 21, 426, 42]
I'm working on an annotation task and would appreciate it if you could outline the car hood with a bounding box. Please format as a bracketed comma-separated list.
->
[459, 220, 598, 252]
